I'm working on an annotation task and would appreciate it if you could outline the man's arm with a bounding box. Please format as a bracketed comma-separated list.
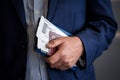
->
[45, 0, 117, 70]
[76, 0, 117, 69]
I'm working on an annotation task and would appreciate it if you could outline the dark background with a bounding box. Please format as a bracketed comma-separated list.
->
[94, 0, 120, 80]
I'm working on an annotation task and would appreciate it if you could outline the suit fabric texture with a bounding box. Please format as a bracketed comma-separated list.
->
[0, 0, 117, 80]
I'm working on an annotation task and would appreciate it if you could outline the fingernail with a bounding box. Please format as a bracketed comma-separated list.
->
[46, 42, 52, 48]
[46, 44, 50, 48]
[48, 41, 54, 46]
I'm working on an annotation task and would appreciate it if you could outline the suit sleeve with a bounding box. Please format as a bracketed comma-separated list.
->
[76, 0, 118, 69]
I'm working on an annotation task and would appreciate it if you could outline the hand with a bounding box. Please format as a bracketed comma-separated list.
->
[45, 36, 84, 70]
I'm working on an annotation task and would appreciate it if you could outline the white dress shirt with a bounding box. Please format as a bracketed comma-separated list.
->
[23, 0, 49, 80]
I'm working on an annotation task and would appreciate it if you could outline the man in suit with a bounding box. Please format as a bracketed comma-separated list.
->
[1, 0, 117, 80]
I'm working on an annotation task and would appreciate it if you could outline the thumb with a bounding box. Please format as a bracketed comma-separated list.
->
[46, 37, 65, 48]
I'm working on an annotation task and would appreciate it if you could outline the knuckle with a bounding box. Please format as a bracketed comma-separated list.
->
[61, 52, 66, 58]
[50, 61, 54, 65]
[48, 59, 54, 65]
[65, 60, 72, 68]
[68, 63, 73, 68]
[61, 51, 66, 56]
[64, 58, 69, 64]
[50, 65, 54, 68]
[65, 62, 72, 68]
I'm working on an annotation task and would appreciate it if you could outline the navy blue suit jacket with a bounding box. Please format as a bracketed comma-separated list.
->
[1, 0, 117, 80]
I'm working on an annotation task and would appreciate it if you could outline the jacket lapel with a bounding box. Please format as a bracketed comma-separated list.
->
[12, 0, 26, 29]
[11, 0, 58, 28]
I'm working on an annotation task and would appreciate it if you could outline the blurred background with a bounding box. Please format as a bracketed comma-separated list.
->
[94, 0, 120, 80]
